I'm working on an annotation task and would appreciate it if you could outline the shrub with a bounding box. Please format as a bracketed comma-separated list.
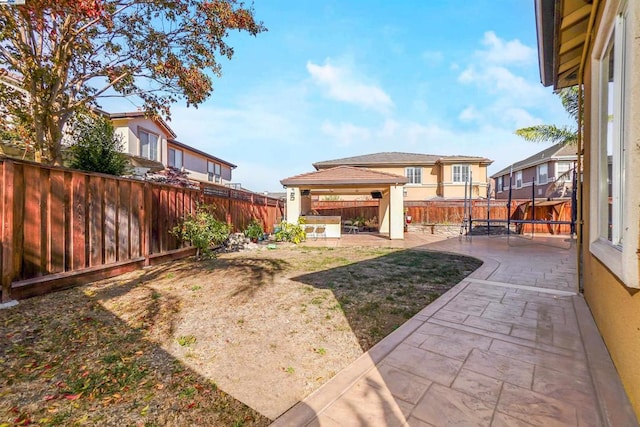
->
[172, 204, 231, 258]
[244, 218, 264, 241]
[275, 219, 306, 244]
[67, 112, 130, 176]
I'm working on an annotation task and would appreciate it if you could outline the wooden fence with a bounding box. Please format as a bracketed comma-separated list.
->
[313, 199, 573, 234]
[0, 158, 283, 302]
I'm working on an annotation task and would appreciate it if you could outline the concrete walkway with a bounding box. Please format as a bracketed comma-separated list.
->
[272, 234, 638, 427]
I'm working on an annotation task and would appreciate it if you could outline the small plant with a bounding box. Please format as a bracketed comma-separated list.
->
[177, 335, 197, 347]
[172, 204, 231, 259]
[314, 348, 327, 356]
[190, 285, 202, 291]
[274, 219, 306, 244]
[244, 218, 264, 242]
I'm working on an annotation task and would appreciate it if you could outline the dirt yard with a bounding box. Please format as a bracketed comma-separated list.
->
[0, 244, 481, 426]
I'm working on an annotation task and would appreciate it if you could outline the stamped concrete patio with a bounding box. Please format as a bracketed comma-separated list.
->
[272, 233, 639, 426]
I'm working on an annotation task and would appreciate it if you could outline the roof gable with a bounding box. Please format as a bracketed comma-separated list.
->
[491, 143, 577, 178]
[313, 152, 492, 169]
[281, 166, 408, 186]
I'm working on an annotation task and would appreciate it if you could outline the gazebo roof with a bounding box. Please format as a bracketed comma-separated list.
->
[280, 166, 408, 187]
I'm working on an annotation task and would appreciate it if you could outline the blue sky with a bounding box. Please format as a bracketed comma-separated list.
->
[114, 1, 574, 192]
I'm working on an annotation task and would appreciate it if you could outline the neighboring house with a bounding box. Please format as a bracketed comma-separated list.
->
[167, 139, 235, 185]
[312, 152, 493, 200]
[491, 143, 577, 199]
[109, 111, 235, 184]
[537, 0, 640, 419]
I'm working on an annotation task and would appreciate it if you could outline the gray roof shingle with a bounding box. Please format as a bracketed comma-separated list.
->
[313, 152, 492, 169]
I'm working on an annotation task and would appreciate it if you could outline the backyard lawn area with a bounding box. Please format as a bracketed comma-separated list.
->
[0, 244, 481, 426]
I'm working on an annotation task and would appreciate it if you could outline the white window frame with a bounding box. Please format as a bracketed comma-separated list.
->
[452, 164, 469, 183]
[405, 167, 422, 184]
[139, 129, 159, 161]
[168, 148, 183, 169]
[497, 176, 503, 193]
[537, 163, 548, 185]
[515, 171, 523, 189]
[207, 161, 215, 182]
[555, 162, 572, 182]
[589, 1, 638, 288]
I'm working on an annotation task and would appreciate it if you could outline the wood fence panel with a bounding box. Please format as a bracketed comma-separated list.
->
[48, 169, 65, 274]
[117, 180, 130, 262]
[22, 165, 41, 279]
[1, 161, 15, 302]
[0, 159, 286, 300]
[71, 174, 87, 270]
[150, 186, 160, 254]
[88, 176, 104, 267]
[104, 178, 118, 264]
[130, 182, 143, 258]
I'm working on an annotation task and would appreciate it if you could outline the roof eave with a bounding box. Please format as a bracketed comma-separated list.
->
[535, 0, 558, 88]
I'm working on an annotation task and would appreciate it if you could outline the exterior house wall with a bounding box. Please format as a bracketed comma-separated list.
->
[439, 163, 489, 198]
[582, 0, 640, 417]
[167, 141, 233, 185]
[112, 117, 169, 164]
[369, 165, 439, 201]
[494, 162, 558, 200]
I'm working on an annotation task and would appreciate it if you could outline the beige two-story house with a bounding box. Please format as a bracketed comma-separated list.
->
[109, 111, 235, 184]
[312, 152, 493, 200]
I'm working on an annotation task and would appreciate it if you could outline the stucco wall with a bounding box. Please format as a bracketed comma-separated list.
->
[582, 1, 640, 417]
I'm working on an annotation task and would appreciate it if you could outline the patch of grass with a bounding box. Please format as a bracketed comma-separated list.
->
[151, 291, 161, 300]
[191, 285, 202, 291]
[314, 348, 326, 356]
[177, 335, 197, 347]
[165, 273, 175, 279]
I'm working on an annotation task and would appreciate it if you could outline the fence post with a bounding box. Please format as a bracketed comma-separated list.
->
[1, 161, 15, 303]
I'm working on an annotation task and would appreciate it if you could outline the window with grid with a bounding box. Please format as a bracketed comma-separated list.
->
[515, 171, 522, 188]
[556, 162, 572, 182]
[452, 165, 469, 183]
[405, 167, 422, 184]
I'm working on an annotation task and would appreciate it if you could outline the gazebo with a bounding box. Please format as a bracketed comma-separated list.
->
[280, 166, 408, 239]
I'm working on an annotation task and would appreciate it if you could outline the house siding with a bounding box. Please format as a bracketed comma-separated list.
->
[582, 0, 640, 417]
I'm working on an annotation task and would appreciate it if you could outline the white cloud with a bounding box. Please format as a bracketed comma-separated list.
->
[320, 121, 371, 147]
[306, 59, 394, 114]
[459, 106, 482, 122]
[479, 31, 536, 65]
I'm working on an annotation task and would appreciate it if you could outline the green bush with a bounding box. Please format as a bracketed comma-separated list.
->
[275, 219, 306, 244]
[68, 112, 130, 176]
[172, 205, 231, 258]
[244, 218, 264, 241]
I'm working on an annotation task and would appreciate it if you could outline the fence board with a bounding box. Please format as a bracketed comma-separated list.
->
[104, 178, 118, 264]
[89, 176, 104, 267]
[71, 174, 87, 270]
[117, 181, 130, 261]
[48, 170, 65, 274]
[23, 165, 41, 278]
[130, 182, 143, 257]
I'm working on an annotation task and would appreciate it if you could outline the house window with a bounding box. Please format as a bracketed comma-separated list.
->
[168, 148, 183, 169]
[452, 165, 469, 183]
[589, 4, 638, 288]
[139, 130, 159, 161]
[497, 176, 503, 192]
[207, 161, 215, 182]
[556, 162, 572, 182]
[599, 17, 624, 245]
[515, 171, 523, 189]
[537, 163, 548, 185]
[405, 167, 422, 184]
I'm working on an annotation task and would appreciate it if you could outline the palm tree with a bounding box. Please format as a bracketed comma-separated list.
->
[515, 86, 579, 145]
